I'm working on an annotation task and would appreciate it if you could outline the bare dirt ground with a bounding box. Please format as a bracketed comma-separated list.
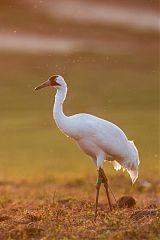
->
[0, 177, 159, 239]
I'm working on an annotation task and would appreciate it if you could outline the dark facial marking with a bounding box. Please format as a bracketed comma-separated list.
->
[49, 75, 60, 86]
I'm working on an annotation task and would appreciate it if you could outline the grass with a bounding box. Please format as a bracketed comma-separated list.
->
[0, 177, 159, 239]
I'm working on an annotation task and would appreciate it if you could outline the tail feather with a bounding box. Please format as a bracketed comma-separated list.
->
[112, 140, 139, 184]
[128, 140, 139, 183]
[127, 168, 138, 184]
[112, 160, 138, 184]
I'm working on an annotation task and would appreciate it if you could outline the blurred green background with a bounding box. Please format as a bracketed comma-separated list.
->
[0, 0, 159, 181]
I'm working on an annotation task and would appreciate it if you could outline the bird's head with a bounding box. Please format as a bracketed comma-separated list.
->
[34, 75, 66, 91]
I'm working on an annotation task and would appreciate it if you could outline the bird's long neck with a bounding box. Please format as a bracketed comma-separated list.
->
[53, 85, 68, 133]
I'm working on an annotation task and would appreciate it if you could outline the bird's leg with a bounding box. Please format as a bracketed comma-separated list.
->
[100, 168, 112, 210]
[94, 168, 102, 220]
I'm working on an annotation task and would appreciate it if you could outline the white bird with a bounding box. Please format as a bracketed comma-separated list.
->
[35, 75, 139, 219]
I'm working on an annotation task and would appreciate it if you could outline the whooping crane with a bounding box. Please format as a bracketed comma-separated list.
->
[35, 75, 139, 219]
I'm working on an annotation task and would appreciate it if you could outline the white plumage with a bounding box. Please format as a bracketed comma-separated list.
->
[35, 75, 139, 184]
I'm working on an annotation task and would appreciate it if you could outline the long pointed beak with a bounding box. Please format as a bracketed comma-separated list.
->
[34, 80, 50, 91]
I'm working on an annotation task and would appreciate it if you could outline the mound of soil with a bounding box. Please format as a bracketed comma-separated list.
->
[117, 196, 136, 208]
